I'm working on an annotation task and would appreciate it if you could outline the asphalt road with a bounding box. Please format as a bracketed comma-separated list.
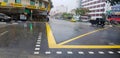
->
[0, 19, 119, 58]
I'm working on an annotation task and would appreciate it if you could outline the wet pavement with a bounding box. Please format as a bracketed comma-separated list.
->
[0, 18, 119, 58]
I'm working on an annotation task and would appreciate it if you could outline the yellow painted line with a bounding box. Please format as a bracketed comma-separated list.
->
[50, 45, 120, 49]
[46, 23, 120, 49]
[58, 28, 108, 45]
[46, 23, 57, 48]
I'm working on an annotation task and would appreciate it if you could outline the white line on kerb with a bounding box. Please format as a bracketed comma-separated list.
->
[0, 31, 8, 37]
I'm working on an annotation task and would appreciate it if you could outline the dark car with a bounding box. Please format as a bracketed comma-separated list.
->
[0, 13, 11, 22]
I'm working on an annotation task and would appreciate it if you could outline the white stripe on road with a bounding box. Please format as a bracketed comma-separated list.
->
[78, 51, 84, 54]
[98, 51, 105, 54]
[0, 31, 8, 37]
[36, 42, 41, 44]
[34, 52, 39, 54]
[35, 48, 40, 50]
[56, 51, 62, 54]
[45, 51, 51, 54]
[108, 51, 114, 54]
[67, 51, 73, 54]
[118, 51, 120, 54]
[36, 45, 40, 47]
[88, 51, 94, 54]
[37, 40, 41, 42]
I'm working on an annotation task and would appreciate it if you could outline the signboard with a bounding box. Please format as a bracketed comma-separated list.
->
[0, 2, 7, 6]
[40, 7, 46, 11]
[26, 5, 36, 9]
[10, 3, 22, 7]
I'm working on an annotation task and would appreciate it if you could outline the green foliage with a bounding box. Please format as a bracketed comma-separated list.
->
[107, 0, 120, 5]
[75, 8, 90, 16]
[62, 13, 73, 19]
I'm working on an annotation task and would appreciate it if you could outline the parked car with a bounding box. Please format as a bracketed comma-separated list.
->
[0, 13, 11, 22]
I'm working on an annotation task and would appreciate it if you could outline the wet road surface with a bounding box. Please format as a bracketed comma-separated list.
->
[0, 18, 119, 58]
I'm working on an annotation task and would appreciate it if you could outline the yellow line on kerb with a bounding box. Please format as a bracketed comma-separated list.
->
[58, 28, 108, 45]
[46, 23, 120, 49]
[46, 23, 57, 48]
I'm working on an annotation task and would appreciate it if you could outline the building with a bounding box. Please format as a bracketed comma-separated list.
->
[0, 0, 52, 21]
[111, 4, 120, 15]
[82, 0, 106, 19]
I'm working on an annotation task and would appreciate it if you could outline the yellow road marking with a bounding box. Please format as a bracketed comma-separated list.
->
[58, 28, 108, 45]
[46, 23, 57, 48]
[49, 45, 120, 49]
[46, 23, 120, 49]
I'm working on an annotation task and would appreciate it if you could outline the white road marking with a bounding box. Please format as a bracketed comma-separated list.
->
[36, 45, 40, 47]
[118, 51, 120, 54]
[45, 51, 51, 54]
[67, 51, 73, 54]
[56, 51, 62, 54]
[36, 42, 41, 44]
[35, 48, 40, 50]
[108, 51, 114, 54]
[0, 31, 8, 37]
[37, 40, 41, 42]
[34, 52, 39, 54]
[98, 51, 105, 54]
[78, 51, 84, 54]
[88, 51, 94, 54]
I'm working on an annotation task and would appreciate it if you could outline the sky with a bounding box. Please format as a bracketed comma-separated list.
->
[51, 0, 80, 12]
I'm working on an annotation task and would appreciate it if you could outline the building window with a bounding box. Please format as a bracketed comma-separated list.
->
[4, 0, 8, 2]
[30, 0, 35, 5]
[39, 1, 42, 7]
[15, 0, 21, 3]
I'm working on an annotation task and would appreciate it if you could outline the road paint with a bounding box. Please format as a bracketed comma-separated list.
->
[36, 42, 41, 44]
[46, 23, 120, 49]
[108, 51, 114, 54]
[0, 31, 8, 37]
[34, 32, 42, 54]
[118, 51, 120, 54]
[67, 51, 73, 54]
[46, 23, 57, 48]
[45, 51, 51, 54]
[34, 52, 39, 54]
[98, 51, 105, 54]
[58, 28, 108, 45]
[36, 45, 40, 47]
[37, 40, 41, 42]
[35, 48, 40, 50]
[78, 51, 84, 54]
[56, 51, 62, 54]
[88, 51, 94, 54]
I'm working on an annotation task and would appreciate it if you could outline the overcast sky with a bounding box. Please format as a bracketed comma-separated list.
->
[51, 0, 80, 12]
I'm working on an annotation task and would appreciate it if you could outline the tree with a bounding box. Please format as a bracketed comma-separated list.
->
[107, 0, 120, 5]
[75, 8, 90, 16]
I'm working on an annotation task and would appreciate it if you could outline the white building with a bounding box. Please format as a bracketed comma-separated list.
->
[82, 0, 108, 19]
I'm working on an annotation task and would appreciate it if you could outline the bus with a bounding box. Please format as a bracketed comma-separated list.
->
[108, 15, 120, 23]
